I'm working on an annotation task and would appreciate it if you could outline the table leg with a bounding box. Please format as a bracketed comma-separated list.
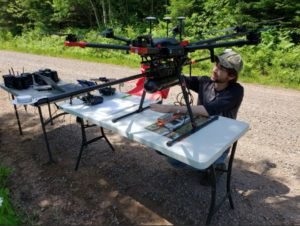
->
[47, 102, 54, 125]
[227, 141, 237, 209]
[75, 118, 115, 170]
[206, 165, 217, 225]
[205, 141, 238, 225]
[37, 106, 55, 163]
[11, 95, 23, 135]
[100, 127, 115, 152]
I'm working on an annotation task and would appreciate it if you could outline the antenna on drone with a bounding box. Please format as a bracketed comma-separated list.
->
[164, 17, 171, 37]
[146, 16, 157, 35]
[177, 16, 185, 41]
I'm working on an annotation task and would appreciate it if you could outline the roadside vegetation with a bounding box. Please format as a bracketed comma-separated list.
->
[0, 166, 21, 225]
[0, 0, 299, 89]
[1, 29, 299, 90]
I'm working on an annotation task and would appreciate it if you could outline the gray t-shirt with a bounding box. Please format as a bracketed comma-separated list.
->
[184, 76, 244, 119]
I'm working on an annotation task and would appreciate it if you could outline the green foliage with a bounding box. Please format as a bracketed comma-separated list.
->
[1, 25, 299, 90]
[167, 0, 197, 18]
[0, 167, 11, 187]
[0, 166, 21, 226]
[0, 0, 299, 89]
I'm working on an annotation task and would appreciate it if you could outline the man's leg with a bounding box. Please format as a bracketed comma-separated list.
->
[161, 148, 229, 169]
[214, 149, 229, 165]
[158, 149, 230, 185]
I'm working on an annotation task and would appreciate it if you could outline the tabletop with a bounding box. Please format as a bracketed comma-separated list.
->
[58, 93, 249, 170]
[0, 82, 82, 105]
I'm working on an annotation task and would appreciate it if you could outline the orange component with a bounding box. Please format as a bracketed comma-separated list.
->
[156, 113, 180, 127]
[130, 47, 148, 55]
[180, 40, 189, 46]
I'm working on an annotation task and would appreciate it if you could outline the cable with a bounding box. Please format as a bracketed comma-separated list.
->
[173, 89, 194, 106]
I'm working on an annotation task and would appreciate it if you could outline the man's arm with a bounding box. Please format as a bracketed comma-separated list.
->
[150, 103, 209, 117]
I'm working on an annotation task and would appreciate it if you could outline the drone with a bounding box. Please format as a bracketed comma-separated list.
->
[46, 17, 262, 145]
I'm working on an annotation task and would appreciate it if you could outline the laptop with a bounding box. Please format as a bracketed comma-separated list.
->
[36, 74, 81, 93]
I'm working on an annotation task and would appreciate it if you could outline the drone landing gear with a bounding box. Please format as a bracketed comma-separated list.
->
[112, 74, 218, 146]
[111, 89, 161, 123]
[166, 74, 218, 146]
[166, 115, 219, 146]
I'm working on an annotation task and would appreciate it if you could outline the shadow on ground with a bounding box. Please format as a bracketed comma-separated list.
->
[0, 110, 299, 225]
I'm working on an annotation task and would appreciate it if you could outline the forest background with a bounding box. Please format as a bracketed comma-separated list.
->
[0, 0, 299, 89]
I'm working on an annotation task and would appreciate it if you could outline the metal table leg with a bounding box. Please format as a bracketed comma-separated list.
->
[47, 102, 54, 125]
[75, 118, 115, 170]
[11, 95, 23, 135]
[37, 106, 55, 163]
[227, 141, 238, 209]
[206, 164, 217, 225]
[205, 141, 238, 225]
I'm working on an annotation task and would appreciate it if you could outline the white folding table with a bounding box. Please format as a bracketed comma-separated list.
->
[0, 82, 81, 163]
[58, 93, 249, 224]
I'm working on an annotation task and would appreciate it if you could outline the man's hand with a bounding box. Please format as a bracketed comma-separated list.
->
[150, 103, 209, 117]
[150, 103, 171, 113]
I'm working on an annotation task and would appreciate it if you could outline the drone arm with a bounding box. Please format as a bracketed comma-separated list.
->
[35, 72, 145, 105]
[192, 32, 247, 45]
[186, 39, 258, 52]
[113, 35, 131, 45]
[85, 42, 130, 50]
[64, 41, 131, 51]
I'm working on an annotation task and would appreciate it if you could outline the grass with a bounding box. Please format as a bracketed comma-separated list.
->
[0, 166, 21, 225]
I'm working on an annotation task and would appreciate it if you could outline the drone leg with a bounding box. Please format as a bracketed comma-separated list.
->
[178, 75, 196, 128]
[166, 74, 219, 146]
[111, 90, 148, 123]
[137, 90, 147, 112]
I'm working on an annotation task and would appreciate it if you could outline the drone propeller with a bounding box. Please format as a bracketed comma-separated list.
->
[203, 17, 284, 36]
[101, 28, 114, 38]
[51, 32, 85, 41]
[163, 17, 172, 37]
[146, 16, 157, 35]
[100, 28, 131, 45]
[177, 17, 185, 41]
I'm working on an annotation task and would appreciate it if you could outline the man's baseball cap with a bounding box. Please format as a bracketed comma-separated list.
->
[215, 49, 243, 74]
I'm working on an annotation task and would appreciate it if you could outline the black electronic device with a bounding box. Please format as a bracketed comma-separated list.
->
[82, 94, 103, 105]
[77, 79, 96, 87]
[20, 73, 33, 88]
[93, 77, 116, 96]
[99, 87, 116, 96]
[33, 69, 59, 85]
[3, 75, 16, 88]
[2, 73, 33, 90]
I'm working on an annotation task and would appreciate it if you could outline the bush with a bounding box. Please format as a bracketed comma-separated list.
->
[0, 166, 21, 225]
[0, 27, 299, 90]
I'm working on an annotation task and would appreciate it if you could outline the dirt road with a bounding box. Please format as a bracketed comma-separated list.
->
[0, 50, 299, 225]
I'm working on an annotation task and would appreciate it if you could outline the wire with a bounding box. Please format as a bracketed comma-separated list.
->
[173, 89, 194, 106]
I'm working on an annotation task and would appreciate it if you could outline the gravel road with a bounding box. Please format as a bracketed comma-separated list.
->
[0, 50, 299, 225]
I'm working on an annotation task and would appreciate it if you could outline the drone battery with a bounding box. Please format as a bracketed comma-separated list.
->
[82, 95, 104, 105]
[34, 69, 59, 85]
[20, 73, 33, 89]
[99, 87, 116, 96]
[3, 75, 15, 88]
[42, 69, 59, 82]
[3, 74, 32, 90]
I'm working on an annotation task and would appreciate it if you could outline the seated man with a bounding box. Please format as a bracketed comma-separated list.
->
[150, 49, 244, 183]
